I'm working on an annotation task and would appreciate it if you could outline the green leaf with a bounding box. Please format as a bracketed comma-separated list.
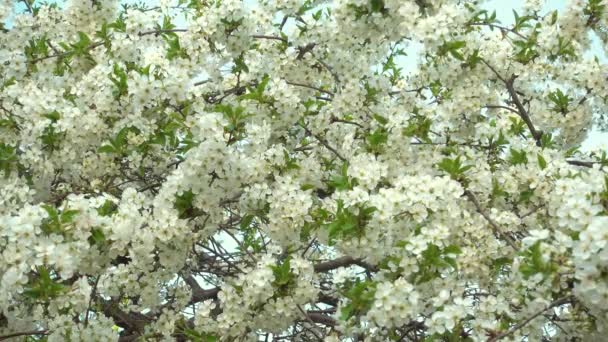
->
[165, 36, 188, 60]
[540, 133, 554, 149]
[98, 144, 117, 154]
[508, 117, 526, 136]
[325, 200, 375, 245]
[491, 177, 508, 200]
[370, 0, 385, 13]
[372, 113, 388, 125]
[584, 0, 606, 25]
[24, 36, 49, 61]
[518, 188, 535, 204]
[312, 9, 323, 20]
[70, 32, 92, 57]
[443, 245, 462, 255]
[437, 156, 472, 180]
[97, 200, 118, 216]
[327, 163, 356, 192]
[549, 10, 558, 25]
[508, 148, 528, 165]
[512, 10, 534, 31]
[365, 128, 388, 153]
[339, 280, 377, 320]
[23, 266, 66, 302]
[520, 241, 556, 279]
[60, 210, 79, 224]
[270, 257, 295, 297]
[240, 214, 255, 230]
[232, 53, 249, 74]
[547, 89, 571, 114]
[438, 41, 467, 61]
[174, 190, 197, 219]
[537, 153, 547, 170]
[413, 243, 461, 283]
[181, 328, 218, 342]
[492, 257, 512, 275]
[0, 143, 18, 178]
[88, 227, 107, 247]
[240, 75, 272, 104]
[109, 64, 128, 99]
[108, 16, 127, 32]
[271, 257, 293, 286]
[403, 115, 432, 143]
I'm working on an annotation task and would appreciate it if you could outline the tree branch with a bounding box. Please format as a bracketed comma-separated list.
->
[483, 105, 520, 115]
[300, 125, 346, 162]
[313, 256, 378, 273]
[566, 160, 596, 168]
[20, 0, 33, 14]
[488, 296, 574, 341]
[481, 59, 543, 146]
[297, 305, 324, 341]
[138, 28, 188, 36]
[469, 22, 528, 40]
[307, 312, 337, 327]
[285, 80, 334, 96]
[29, 41, 105, 63]
[252, 35, 288, 43]
[464, 190, 519, 250]
[505, 76, 543, 146]
[0, 330, 49, 341]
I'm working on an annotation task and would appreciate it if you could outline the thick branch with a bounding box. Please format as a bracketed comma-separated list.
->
[184, 275, 220, 305]
[313, 256, 378, 273]
[307, 312, 337, 327]
[505, 76, 543, 146]
[481, 59, 543, 146]
[566, 160, 596, 168]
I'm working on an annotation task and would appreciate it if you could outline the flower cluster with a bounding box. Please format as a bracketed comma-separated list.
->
[1, 0, 608, 340]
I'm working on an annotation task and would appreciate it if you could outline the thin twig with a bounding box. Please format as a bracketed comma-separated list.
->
[285, 80, 334, 96]
[483, 105, 520, 115]
[469, 22, 528, 40]
[29, 41, 105, 63]
[300, 125, 346, 162]
[251, 35, 288, 43]
[138, 28, 188, 36]
[84, 277, 100, 327]
[0, 330, 49, 341]
[464, 190, 519, 250]
[488, 296, 573, 341]
[480, 58, 508, 84]
[330, 117, 364, 129]
[297, 305, 324, 341]
[20, 0, 33, 14]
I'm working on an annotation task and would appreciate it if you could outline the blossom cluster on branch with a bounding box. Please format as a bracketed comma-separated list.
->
[1, 0, 608, 341]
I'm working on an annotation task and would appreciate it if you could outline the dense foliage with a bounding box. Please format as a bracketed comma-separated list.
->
[1, 0, 608, 341]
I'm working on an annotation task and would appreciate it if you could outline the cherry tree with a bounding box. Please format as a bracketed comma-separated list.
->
[1, 0, 608, 340]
